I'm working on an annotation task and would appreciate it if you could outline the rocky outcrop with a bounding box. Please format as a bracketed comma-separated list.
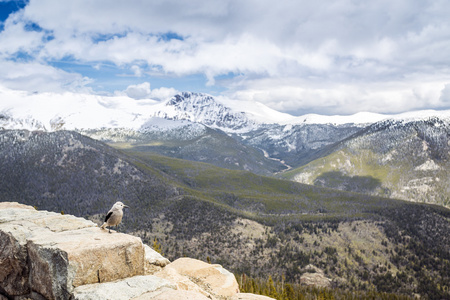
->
[0, 202, 272, 300]
[0, 202, 101, 298]
[300, 264, 332, 288]
[155, 257, 240, 299]
[143, 244, 170, 275]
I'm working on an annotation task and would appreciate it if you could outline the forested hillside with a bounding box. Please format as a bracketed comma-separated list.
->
[0, 129, 449, 299]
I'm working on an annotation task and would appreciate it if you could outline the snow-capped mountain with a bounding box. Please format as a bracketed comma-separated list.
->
[150, 92, 259, 131]
[0, 85, 388, 132]
[0, 87, 289, 132]
[4, 84, 450, 170]
[4, 84, 450, 132]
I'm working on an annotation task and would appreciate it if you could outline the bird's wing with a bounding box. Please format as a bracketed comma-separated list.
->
[104, 211, 113, 222]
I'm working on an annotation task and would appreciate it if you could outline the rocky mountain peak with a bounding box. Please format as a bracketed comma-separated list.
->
[162, 92, 255, 131]
[166, 92, 216, 107]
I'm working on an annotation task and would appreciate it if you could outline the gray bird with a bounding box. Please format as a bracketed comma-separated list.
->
[100, 201, 129, 233]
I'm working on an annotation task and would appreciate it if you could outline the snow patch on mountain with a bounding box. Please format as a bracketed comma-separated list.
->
[0, 86, 159, 130]
[216, 96, 296, 124]
[139, 117, 207, 140]
[4, 85, 450, 133]
[291, 112, 388, 126]
[140, 117, 197, 131]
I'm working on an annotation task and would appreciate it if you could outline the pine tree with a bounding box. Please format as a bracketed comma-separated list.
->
[268, 276, 278, 299]
[285, 283, 295, 299]
[153, 238, 163, 255]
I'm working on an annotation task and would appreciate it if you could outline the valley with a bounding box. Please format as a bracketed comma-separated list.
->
[0, 129, 449, 299]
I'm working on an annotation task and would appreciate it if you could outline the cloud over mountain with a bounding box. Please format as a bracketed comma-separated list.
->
[1, 0, 450, 114]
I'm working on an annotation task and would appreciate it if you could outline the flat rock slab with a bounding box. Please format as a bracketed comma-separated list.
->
[0, 202, 35, 210]
[1, 203, 266, 300]
[0, 206, 96, 231]
[73, 275, 176, 300]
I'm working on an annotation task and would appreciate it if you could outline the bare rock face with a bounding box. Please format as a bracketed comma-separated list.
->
[27, 228, 145, 299]
[144, 244, 171, 275]
[0, 203, 39, 295]
[0, 202, 97, 297]
[154, 264, 211, 298]
[0, 223, 32, 296]
[156, 257, 240, 298]
[300, 264, 332, 288]
[142, 289, 212, 300]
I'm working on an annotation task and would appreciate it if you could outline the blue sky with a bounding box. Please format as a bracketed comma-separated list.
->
[0, 0, 25, 23]
[1, 0, 450, 115]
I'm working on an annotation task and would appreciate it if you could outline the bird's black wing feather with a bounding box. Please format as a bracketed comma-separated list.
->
[104, 211, 113, 222]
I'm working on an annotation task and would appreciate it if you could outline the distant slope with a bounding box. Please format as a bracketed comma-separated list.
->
[237, 123, 363, 168]
[121, 150, 406, 220]
[81, 119, 286, 176]
[0, 130, 180, 217]
[283, 117, 450, 208]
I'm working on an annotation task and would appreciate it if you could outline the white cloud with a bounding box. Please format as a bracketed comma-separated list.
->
[229, 77, 450, 115]
[0, 60, 92, 93]
[124, 82, 151, 99]
[439, 84, 450, 105]
[148, 87, 178, 101]
[0, 11, 44, 58]
[131, 65, 142, 77]
[1, 0, 450, 114]
[122, 82, 178, 101]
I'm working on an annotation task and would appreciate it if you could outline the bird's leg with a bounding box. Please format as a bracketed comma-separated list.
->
[108, 227, 111, 234]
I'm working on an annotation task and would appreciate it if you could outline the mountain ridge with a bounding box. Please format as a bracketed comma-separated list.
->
[283, 116, 450, 208]
[4, 85, 450, 132]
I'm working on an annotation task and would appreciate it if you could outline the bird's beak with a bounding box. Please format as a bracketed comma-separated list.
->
[124, 205, 129, 208]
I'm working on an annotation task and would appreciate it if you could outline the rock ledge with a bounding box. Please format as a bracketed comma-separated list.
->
[0, 202, 272, 300]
